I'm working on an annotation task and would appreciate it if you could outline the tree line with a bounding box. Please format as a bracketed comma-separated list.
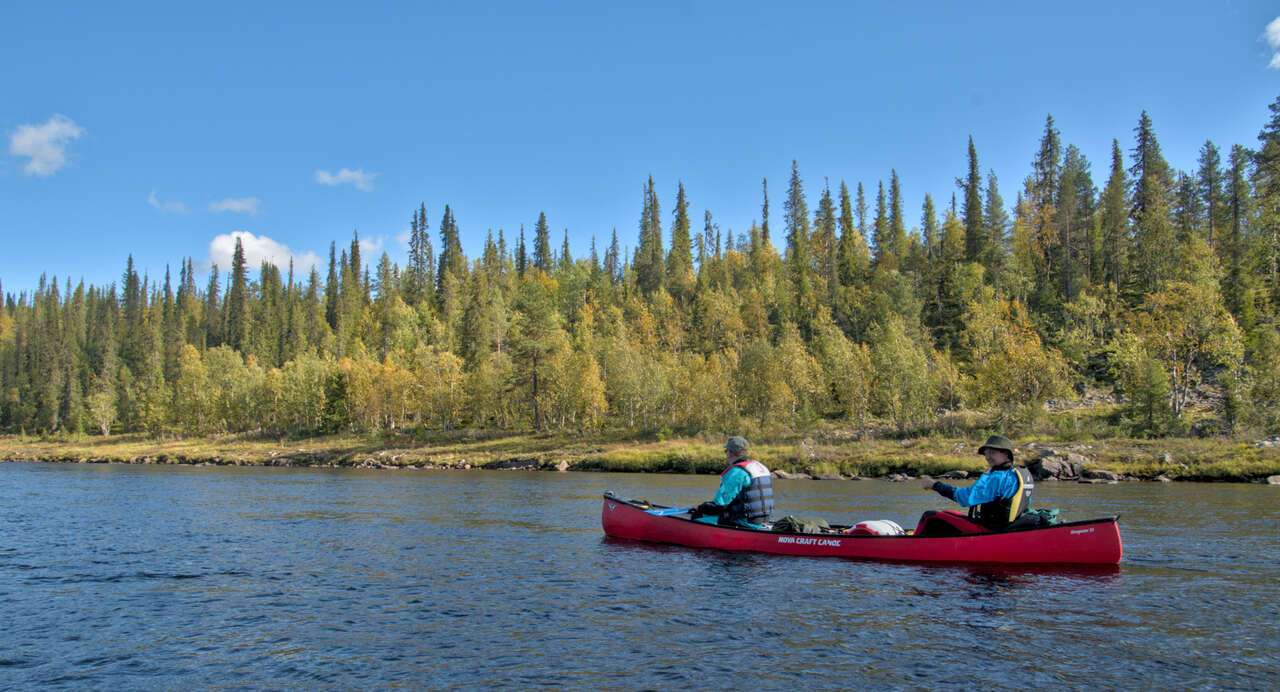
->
[5, 101, 1280, 440]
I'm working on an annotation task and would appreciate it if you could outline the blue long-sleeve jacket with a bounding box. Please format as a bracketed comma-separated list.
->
[931, 467, 1019, 507]
[712, 466, 751, 506]
[693, 466, 763, 528]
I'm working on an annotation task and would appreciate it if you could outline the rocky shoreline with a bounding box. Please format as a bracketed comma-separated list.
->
[5, 450, 1278, 484]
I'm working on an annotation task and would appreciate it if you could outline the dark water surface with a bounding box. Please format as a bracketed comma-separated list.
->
[1, 463, 1276, 690]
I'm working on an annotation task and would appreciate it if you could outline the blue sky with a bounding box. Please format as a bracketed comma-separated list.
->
[4, 1, 1280, 295]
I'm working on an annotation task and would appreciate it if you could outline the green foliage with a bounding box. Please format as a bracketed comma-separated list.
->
[5, 103, 1280, 445]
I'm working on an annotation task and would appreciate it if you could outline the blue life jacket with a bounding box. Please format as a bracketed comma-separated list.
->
[722, 460, 774, 522]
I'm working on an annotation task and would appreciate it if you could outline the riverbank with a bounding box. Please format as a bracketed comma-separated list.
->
[3, 431, 1279, 482]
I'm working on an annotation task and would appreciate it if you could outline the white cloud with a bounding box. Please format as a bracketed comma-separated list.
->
[148, 189, 189, 214]
[360, 235, 385, 257]
[208, 196, 262, 216]
[315, 167, 377, 191]
[207, 230, 321, 274]
[1266, 16, 1280, 69]
[9, 114, 84, 176]
[396, 227, 412, 252]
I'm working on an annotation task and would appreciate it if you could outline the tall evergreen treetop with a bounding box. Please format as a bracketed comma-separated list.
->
[962, 136, 985, 264]
[532, 211, 552, 273]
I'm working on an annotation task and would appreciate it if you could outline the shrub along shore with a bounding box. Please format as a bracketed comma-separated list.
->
[2, 432, 1278, 482]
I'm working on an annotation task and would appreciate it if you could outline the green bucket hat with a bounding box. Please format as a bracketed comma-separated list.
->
[977, 434, 1015, 458]
[724, 436, 750, 454]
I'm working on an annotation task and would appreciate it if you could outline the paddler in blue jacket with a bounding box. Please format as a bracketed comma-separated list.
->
[691, 436, 775, 528]
[918, 434, 1033, 530]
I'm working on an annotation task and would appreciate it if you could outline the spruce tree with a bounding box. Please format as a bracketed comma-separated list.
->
[1032, 114, 1062, 209]
[813, 180, 838, 300]
[533, 212, 552, 273]
[666, 181, 694, 301]
[983, 170, 1010, 278]
[1099, 140, 1130, 292]
[1129, 110, 1178, 293]
[872, 180, 890, 265]
[1226, 144, 1255, 321]
[516, 224, 528, 277]
[1253, 95, 1280, 309]
[889, 170, 907, 264]
[1197, 141, 1227, 251]
[635, 177, 664, 295]
[224, 236, 249, 353]
[760, 178, 770, 247]
[962, 136, 985, 263]
[437, 205, 464, 294]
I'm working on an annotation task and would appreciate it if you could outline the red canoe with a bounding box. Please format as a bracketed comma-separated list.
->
[601, 493, 1123, 565]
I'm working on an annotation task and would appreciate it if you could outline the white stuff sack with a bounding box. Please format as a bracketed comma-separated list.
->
[850, 519, 905, 536]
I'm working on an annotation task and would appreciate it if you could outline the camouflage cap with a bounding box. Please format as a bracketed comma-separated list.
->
[724, 436, 750, 454]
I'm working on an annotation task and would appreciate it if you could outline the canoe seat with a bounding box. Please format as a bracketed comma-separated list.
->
[913, 510, 990, 537]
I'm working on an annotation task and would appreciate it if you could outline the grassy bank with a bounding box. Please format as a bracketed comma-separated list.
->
[2, 430, 1278, 482]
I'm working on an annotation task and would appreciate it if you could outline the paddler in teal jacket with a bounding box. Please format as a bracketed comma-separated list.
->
[918, 434, 1033, 530]
[691, 436, 775, 528]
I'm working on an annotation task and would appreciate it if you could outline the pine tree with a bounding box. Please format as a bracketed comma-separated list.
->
[407, 203, 435, 306]
[1032, 114, 1062, 209]
[889, 170, 906, 264]
[437, 205, 464, 294]
[1055, 145, 1096, 304]
[962, 136, 985, 263]
[1226, 144, 1255, 321]
[666, 181, 694, 301]
[320, 242, 336, 332]
[558, 228, 573, 274]
[1099, 140, 1130, 292]
[515, 224, 528, 277]
[605, 228, 620, 284]
[531, 212, 552, 273]
[872, 180, 890, 266]
[224, 236, 249, 353]
[1130, 110, 1178, 294]
[1254, 95, 1280, 309]
[836, 180, 870, 288]
[760, 178, 771, 247]
[1197, 141, 1227, 251]
[783, 161, 814, 320]
[635, 177, 664, 295]
[983, 170, 1010, 278]
[812, 180, 838, 301]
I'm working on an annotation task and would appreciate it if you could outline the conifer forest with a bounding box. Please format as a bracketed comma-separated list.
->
[6, 102, 1280, 442]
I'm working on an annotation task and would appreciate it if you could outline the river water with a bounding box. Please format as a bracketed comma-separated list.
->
[0, 463, 1276, 690]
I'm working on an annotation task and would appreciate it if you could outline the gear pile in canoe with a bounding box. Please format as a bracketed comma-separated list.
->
[600, 492, 1123, 565]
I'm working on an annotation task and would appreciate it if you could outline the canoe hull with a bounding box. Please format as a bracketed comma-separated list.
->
[601, 494, 1122, 565]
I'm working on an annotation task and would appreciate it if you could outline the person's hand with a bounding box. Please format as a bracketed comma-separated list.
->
[696, 501, 721, 516]
[919, 475, 935, 490]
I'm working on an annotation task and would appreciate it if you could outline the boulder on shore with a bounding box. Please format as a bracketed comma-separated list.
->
[773, 470, 811, 480]
[1083, 468, 1123, 481]
[1268, 475, 1280, 485]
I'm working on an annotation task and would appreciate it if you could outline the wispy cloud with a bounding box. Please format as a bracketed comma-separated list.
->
[315, 167, 377, 191]
[9, 114, 84, 177]
[396, 227, 412, 252]
[207, 231, 321, 273]
[148, 189, 189, 214]
[1267, 16, 1280, 69]
[208, 196, 262, 216]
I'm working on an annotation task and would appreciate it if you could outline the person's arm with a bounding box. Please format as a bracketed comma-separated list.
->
[713, 466, 751, 505]
[950, 471, 1010, 507]
[697, 467, 750, 514]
